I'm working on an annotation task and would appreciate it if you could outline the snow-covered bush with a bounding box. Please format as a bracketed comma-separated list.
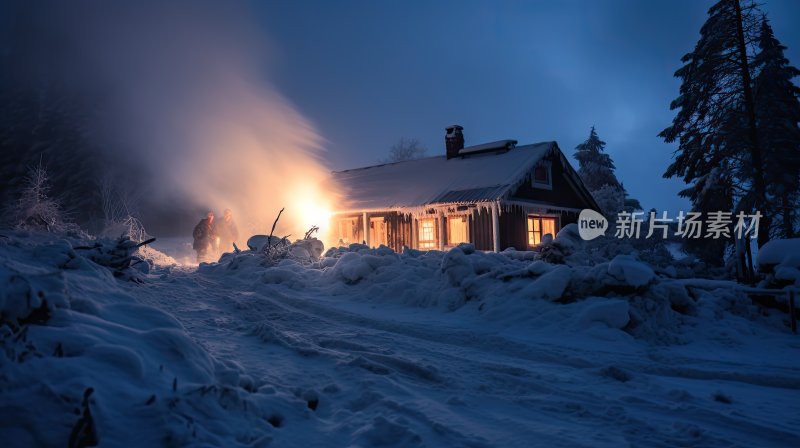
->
[73, 235, 156, 281]
[539, 223, 583, 264]
[757, 238, 800, 288]
[5, 162, 84, 236]
[214, 233, 326, 270]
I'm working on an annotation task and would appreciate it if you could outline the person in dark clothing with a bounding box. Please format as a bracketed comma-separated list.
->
[216, 208, 239, 254]
[193, 211, 217, 263]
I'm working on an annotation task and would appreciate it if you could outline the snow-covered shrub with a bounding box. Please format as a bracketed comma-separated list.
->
[73, 235, 155, 281]
[539, 223, 583, 264]
[757, 238, 800, 288]
[5, 162, 84, 235]
[100, 215, 150, 242]
[212, 234, 326, 271]
[324, 243, 371, 258]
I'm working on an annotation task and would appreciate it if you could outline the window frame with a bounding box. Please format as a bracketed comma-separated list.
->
[417, 218, 438, 250]
[335, 216, 358, 245]
[446, 215, 469, 247]
[526, 215, 559, 247]
[532, 161, 553, 190]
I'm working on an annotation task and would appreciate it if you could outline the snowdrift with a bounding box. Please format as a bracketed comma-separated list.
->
[3, 230, 798, 446]
[202, 236, 794, 345]
[758, 238, 800, 287]
[0, 232, 312, 447]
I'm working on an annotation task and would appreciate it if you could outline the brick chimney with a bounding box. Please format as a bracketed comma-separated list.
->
[445, 125, 464, 159]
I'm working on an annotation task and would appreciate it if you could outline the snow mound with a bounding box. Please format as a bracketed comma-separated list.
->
[576, 298, 630, 329]
[0, 231, 309, 446]
[202, 235, 795, 345]
[519, 264, 572, 301]
[757, 239, 800, 287]
[757, 238, 800, 267]
[607, 254, 655, 287]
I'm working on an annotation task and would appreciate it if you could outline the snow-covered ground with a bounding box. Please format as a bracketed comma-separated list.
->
[2, 230, 799, 447]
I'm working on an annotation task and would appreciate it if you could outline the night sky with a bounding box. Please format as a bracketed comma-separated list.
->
[254, 0, 800, 215]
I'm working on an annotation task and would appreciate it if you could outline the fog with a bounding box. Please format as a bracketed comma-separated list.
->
[2, 0, 338, 242]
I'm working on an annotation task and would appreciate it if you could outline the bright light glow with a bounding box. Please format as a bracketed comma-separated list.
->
[275, 180, 339, 246]
[295, 194, 333, 243]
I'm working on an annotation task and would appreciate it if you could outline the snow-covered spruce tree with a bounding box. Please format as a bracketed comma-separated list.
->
[752, 18, 800, 238]
[591, 184, 625, 218]
[661, 0, 770, 250]
[573, 126, 640, 217]
[574, 126, 621, 192]
[622, 193, 643, 214]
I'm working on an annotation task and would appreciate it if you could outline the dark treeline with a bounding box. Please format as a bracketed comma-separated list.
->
[0, 5, 199, 236]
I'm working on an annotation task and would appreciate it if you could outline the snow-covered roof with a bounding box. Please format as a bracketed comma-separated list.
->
[332, 141, 556, 212]
[458, 139, 517, 155]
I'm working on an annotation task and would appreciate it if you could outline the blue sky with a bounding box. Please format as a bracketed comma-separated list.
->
[254, 0, 800, 214]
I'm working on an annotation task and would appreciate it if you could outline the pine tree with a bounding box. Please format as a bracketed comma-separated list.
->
[574, 126, 639, 217]
[752, 18, 800, 238]
[574, 126, 622, 192]
[661, 0, 771, 267]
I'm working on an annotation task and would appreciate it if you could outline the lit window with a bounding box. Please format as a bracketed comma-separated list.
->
[533, 162, 552, 188]
[447, 216, 468, 245]
[527, 215, 557, 246]
[418, 218, 437, 249]
[336, 218, 357, 245]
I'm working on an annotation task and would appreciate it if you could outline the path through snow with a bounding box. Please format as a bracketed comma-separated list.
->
[130, 265, 800, 447]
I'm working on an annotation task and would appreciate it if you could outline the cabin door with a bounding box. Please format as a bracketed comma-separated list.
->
[370, 217, 388, 248]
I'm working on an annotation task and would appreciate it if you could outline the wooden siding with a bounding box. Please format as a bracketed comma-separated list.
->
[497, 207, 527, 250]
[468, 208, 494, 251]
[375, 212, 413, 252]
[509, 154, 587, 208]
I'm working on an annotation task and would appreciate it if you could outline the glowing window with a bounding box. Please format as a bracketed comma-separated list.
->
[527, 216, 557, 246]
[418, 218, 437, 249]
[336, 218, 357, 245]
[447, 216, 468, 245]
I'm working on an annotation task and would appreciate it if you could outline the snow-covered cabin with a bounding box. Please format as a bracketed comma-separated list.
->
[330, 125, 599, 252]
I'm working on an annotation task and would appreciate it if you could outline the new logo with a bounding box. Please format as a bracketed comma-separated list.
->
[578, 209, 607, 240]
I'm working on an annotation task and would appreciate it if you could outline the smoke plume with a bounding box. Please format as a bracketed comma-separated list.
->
[2, 0, 337, 241]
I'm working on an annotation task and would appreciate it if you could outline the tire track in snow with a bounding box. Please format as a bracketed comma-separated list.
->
[130, 267, 800, 447]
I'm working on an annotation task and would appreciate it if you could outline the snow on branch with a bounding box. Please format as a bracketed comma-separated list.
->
[6, 160, 83, 235]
